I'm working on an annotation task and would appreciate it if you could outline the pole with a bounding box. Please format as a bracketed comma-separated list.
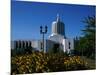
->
[43, 33, 44, 53]
[40, 25, 47, 53]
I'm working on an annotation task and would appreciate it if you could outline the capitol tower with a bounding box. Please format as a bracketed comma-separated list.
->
[51, 14, 65, 37]
[48, 14, 74, 53]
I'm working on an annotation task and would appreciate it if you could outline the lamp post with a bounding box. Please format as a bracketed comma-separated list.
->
[40, 25, 48, 53]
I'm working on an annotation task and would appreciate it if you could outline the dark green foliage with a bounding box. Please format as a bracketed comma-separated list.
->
[74, 16, 96, 59]
[24, 46, 33, 54]
[11, 46, 33, 56]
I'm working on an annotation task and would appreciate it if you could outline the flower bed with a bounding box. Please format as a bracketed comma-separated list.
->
[11, 51, 90, 74]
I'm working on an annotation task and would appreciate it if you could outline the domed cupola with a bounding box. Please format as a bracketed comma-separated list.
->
[52, 14, 65, 37]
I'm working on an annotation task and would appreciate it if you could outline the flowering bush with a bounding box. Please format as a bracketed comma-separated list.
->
[11, 51, 90, 74]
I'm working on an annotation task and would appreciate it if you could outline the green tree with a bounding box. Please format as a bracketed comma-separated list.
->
[74, 16, 96, 59]
[80, 16, 96, 57]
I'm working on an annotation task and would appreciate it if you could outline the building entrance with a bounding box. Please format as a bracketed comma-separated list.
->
[53, 43, 60, 53]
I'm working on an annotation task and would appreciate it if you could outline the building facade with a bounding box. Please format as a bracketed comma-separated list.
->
[11, 15, 74, 53]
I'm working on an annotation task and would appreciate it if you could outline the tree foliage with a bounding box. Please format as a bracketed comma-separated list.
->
[74, 16, 96, 59]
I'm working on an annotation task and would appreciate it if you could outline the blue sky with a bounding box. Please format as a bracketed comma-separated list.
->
[11, 1, 95, 40]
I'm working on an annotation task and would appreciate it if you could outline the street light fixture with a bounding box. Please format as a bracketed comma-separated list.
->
[40, 25, 48, 53]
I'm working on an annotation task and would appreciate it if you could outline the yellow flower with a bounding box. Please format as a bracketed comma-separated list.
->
[29, 69, 32, 72]
[44, 62, 47, 65]
[64, 61, 67, 64]
[19, 56, 22, 60]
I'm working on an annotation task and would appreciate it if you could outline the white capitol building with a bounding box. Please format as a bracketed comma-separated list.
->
[11, 14, 74, 53]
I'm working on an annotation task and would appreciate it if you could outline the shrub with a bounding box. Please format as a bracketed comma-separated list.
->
[11, 51, 91, 74]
